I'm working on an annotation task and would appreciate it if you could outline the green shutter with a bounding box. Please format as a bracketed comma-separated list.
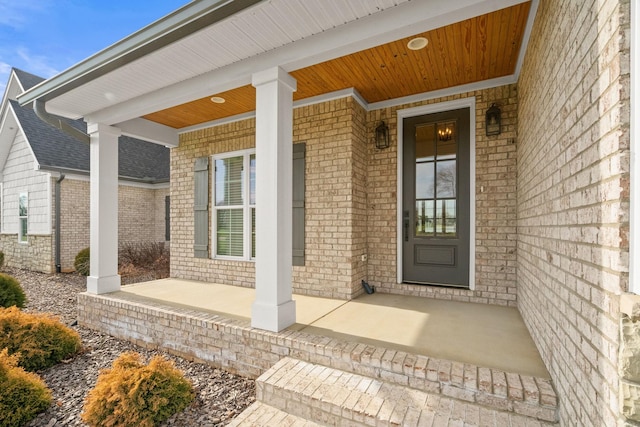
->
[194, 157, 209, 258]
[292, 143, 306, 266]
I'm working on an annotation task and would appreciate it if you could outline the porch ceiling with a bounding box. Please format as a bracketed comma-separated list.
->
[145, 2, 530, 129]
[19, 0, 534, 137]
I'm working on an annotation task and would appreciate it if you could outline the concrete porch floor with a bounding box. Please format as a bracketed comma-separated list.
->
[120, 278, 549, 378]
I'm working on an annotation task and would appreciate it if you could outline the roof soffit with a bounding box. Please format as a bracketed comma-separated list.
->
[39, 0, 529, 126]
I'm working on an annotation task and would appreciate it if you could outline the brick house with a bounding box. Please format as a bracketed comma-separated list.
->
[0, 68, 170, 273]
[15, 0, 640, 425]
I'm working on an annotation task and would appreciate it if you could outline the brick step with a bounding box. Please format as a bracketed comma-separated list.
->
[229, 402, 323, 426]
[302, 343, 558, 422]
[248, 357, 558, 426]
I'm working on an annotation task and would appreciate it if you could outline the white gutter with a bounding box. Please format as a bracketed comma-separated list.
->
[17, 0, 263, 107]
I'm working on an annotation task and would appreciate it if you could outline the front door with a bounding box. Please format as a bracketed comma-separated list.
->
[402, 108, 470, 287]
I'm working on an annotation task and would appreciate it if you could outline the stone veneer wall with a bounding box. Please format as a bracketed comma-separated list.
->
[366, 85, 518, 306]
[517, 1, 630, 425]
[0, 234, 52, 272]
[620, 294, 640, 423]
[56, 177, 168, 272]
[171, 97, 367, 299]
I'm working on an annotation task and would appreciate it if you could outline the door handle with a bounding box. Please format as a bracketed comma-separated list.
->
[403, 210, 410, 242]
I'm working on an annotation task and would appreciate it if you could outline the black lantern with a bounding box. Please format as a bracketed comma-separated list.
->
[485, 103, 501, 136]
[375, 121, 390, 149]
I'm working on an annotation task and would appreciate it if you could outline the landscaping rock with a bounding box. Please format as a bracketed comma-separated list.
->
[3, 268, 255, 426]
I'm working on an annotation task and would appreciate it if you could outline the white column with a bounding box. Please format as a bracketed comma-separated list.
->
[86, 123, 121, 294]
[251, 67, 297, 331]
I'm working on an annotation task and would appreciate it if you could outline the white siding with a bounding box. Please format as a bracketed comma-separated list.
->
[1, 131, 50, 236]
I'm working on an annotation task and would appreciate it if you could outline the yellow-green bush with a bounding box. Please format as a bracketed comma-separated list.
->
[0, 273, 26, 309]
[0, 307, 81, 371]
[0, 348, 52, 426]
[82, 352, 194, 427]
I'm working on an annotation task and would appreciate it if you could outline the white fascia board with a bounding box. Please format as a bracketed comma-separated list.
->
[514, 0, 539, 77]
[0, 70, 22, 117]
[178, 87, 368, 134]
[118, 180, 169, 190]
[179, 74, 518, 134]
[84, 0, 528, 125]
[369, 75, 518, 111]
[5, 105, 40, 172]
[116, 118, 179, 147]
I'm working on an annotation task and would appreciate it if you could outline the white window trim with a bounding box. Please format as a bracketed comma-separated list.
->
[18, 191, 28, 244]
[396, 97, 476, 289]
[631, 0, 639, 295]
[211, 148, 256, 261]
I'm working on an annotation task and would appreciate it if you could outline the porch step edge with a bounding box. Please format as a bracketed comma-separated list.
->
[294, 343, 558, 422]
[228, 402, 323, 427]
[256, 357, 559, 426]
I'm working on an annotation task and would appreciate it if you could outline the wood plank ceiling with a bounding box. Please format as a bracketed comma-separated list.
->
[144, 2, 530, 129]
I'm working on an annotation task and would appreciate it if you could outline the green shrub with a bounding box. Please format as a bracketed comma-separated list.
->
[0, 250, 4, 269]
[0, 273, 26, 309]
[0, 307, 81, 371]
[74, 247, 90, 276]
[82, 352, 194, 427]
[0, 348, 52, 426]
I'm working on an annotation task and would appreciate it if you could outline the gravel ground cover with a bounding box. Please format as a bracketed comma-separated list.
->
[3, 267, 255, 427]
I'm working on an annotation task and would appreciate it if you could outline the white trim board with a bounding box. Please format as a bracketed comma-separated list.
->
[179, 76, 513, 135]
[396, 97, 477, 290]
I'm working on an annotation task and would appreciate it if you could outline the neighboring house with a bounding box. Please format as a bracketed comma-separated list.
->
[15, 0, 640, 425]
[0, 68, 170, 273]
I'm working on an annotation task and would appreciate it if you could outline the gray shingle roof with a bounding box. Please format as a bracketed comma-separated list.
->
[12, 68, 45, 91]
[8, 97, 169, 183]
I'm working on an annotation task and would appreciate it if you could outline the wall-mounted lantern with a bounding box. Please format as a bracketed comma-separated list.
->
[485, 103, 501, 136]
[375, 121, 390, 149]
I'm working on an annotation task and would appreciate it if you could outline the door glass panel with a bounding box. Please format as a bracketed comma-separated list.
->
[414, 120, 458, 238]
[435, 199, 457, 235]
[415, 200, 434, 235]
[416, 124, 436, 161]
[416, 163, 434, 199]
[436, 160, 456, 197]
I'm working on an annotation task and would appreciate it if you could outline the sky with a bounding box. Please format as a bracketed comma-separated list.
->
[0, 0, 188, 94]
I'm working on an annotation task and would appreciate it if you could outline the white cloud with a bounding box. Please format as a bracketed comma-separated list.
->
[16, 47, 59, 78]
[0, 62, 10, 74]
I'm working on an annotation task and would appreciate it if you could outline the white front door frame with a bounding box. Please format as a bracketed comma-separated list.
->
[396, 97, 476, 289]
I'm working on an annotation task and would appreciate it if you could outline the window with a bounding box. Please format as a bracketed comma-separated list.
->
[18, 192, 27, 243]
[213, 150, 255, 259]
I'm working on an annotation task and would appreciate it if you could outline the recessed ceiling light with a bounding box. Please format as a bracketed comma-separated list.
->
[210, 96, 226, 104]
[407, 37, 428, 50]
